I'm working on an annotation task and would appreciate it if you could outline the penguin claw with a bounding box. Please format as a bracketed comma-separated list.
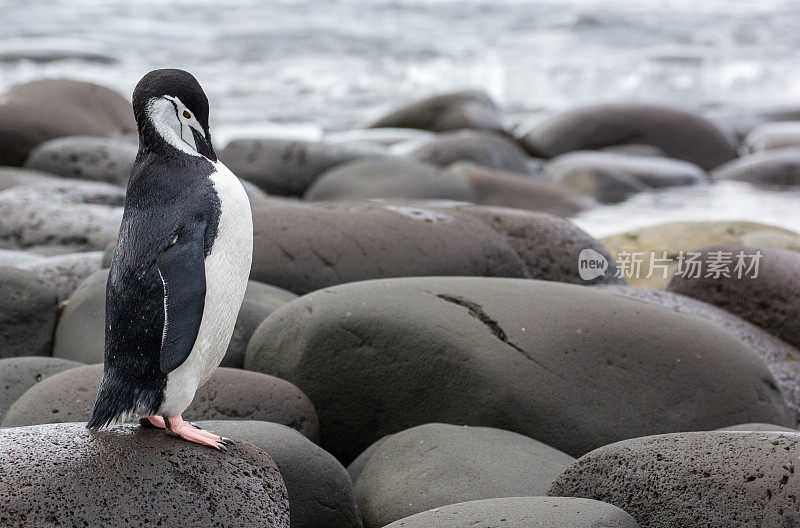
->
[216, 442, 229, 453]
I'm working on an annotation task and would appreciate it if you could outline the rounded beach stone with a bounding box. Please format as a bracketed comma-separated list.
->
[0, 79, 135, 166]
[20, 251, 104, 302]
[0, 422, 289, 528]
[24, 136, 137, 186]
[667, 246, 800, 349]
[543, 150, 707, 203]
[197, 420, 362, 528]
[0, 166, 64, 191]
[220, 138, 383, 195]
[712, 148, 800, 186]
[0, 266, 58, 358]
[0, 357, 82, 421]
[249, 201, 529, 294]
[2, 364, 320, 441]
[326, 128, 436, 147]
[353, 423, 574, 528]
[366, 90, 504, 133]
[54, 270, 296, 368]
[744, 121, 800, 152]
[381, 497, 640, 528]
[0, 249, 44, 268]
[517, 103, 736, 170]
[245, 277, 792, 462]
[405, 130, 535, 173]
[716, 423, 799, 432]
[600, 221, 800, 289]
[548, 431, 800, 528]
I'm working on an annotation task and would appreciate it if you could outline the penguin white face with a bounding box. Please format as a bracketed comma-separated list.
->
[147, 95, 208, 157]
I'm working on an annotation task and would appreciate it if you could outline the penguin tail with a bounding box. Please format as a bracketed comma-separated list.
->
[87, 369, 159, 430]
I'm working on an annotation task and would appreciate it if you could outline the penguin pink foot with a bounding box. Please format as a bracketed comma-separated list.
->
[164, 415, 233, 451]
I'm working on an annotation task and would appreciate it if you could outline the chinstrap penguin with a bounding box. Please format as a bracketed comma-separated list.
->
[87, 69, 253, 450]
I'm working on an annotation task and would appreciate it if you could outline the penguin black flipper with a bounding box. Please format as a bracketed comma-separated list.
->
[157, 216, 208, 374]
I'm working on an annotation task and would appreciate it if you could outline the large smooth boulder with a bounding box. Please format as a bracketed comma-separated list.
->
[0, 357, 81, 421]
[353, 423, 574, 528]
[743, 121, 800, 153]
[54, 270, 296, 368]
[20, 251, 104, 302]
[220, 138, 383, 195]
[0, 79, 135, 166]
[382, 497, 640, 528]
[24, 136, 137, 186]
[549, 431, 800, 528]
[517, 103, 736, 170]
[250, 201, 617, 294]
[2, 364, 320, 441]
[544, 150, 707, 203]
[197, 420, 362, 528]
[0, 249, 43, 267]
[0, 166, 63, 191]
[716, 423, 799, 432]
[404, 130, 535, 173]
[0, 177, 124, 254]
[245, 277, 792, 462]
[600, 285, 800, 421]
[326, 128, 436, 147]
[667, 246, 800, 349]
[0, 423, 289, 528]
[601, 221, 800, 289]
[366, 90, 504, 133]
[712, 148, 800, 186]
[0, 267, 58, 358]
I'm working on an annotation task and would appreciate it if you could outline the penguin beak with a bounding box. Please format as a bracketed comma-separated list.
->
[191, 127, 217, 161]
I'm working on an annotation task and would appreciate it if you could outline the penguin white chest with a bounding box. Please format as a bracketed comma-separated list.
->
[159, 161, 253, 416]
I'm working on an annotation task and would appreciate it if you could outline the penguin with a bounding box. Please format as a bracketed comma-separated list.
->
[87, 69, 253, 450]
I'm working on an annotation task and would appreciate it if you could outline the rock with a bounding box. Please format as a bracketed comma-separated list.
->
[600, 285, 800, 421]
[366, 90, 504, 133]
[667, 246, 800, 349]
[0, 166, 63, 191]
[744, 121, 800, 152]
[712, 148, 800, 186]
[0, 267, 58, 358]
[548, 431, 800, 528]
[0, 177, 124, 254]
[382, 497, 640, 528]
[0, 422, 289, 528]
[405, 130, 535, 174]
[353, 423, 574, 527]
[24, 136, 137, 186]
[716, 423, 799, 432]
[238, 177, 275, 208]
[600, 143, 667, 157]
[0, 79, 135, 166]
[20, 251, 104, 302]
[197, 420, 361, 528]
[0, 357, 82, 421]
[347, 436, 389, 483]
[429, 204, 621, 284]
[2, 364, 320, 440]
[517, 103, 736, 170]
[0, 249, 43, 267]
[601, 221, 800, 289]
[53, 270, 297, 368]
[249, 201, 528, 294]
[220, 138, 384, 195]
[244, 277, 792, 462]
[544, 150, 707, 203]
[326, 128, 436, 147]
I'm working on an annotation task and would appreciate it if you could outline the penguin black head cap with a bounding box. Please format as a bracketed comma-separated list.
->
[132, 68, 217, 161]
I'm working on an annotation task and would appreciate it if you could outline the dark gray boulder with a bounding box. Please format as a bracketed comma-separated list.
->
[245, 277, 792, 462]
[0, 422, 289, 528]
[2, 364, 320, 441]
[0, 79, 135, 166]
[405, 130, 535, 173]
[549, 431, 800, 528]
[0, 357, 82, 421]
[716, 423, 799, 432]
[353, 423, 574, 528]
[24, 136, 137, 186]
[712, 148, 800, 186]
[197, 420, 362, 528]
[53, 270, 296, 368]
[366, 90, 504, 133]
[220, 138, 384, 195]
[517, 103, 736, 170]
[20, 251, 104, 302]
[667, 246, 800, 349]
[0, 267, 58, 358]
[382, 497, 640, 528]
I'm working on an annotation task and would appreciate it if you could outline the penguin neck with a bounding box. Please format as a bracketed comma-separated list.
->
[135, 98, 216, 162]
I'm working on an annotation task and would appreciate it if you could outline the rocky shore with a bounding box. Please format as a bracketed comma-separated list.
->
[1, 79, 800, 527]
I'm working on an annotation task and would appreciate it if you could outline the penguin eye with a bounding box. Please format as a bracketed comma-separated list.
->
[182, 110, 191, 119]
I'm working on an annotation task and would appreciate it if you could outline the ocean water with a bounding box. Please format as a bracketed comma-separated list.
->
[2, 0, 800, 235]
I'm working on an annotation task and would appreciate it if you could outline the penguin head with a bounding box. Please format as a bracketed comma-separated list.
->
[132, 68, 217, 161]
